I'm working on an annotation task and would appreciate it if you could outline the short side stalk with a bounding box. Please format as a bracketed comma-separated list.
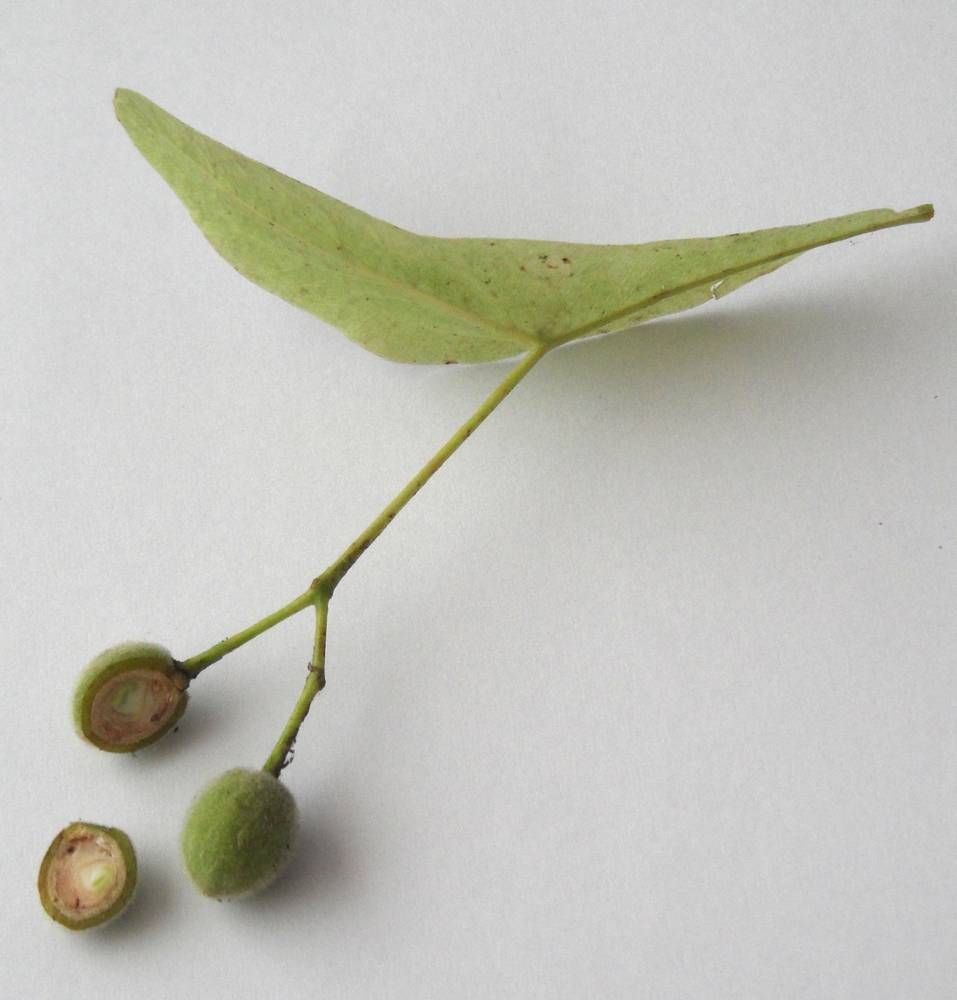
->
[262, 587, 329, 777]
[181, 590, 315, 677]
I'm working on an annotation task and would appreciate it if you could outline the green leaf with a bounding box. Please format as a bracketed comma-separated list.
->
[114, 88, 933, 365]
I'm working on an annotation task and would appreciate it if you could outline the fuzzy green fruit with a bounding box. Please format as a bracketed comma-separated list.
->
[73, 641, 190, 752]
[181, 767, 298, 899]
[38, 821, 137, 930]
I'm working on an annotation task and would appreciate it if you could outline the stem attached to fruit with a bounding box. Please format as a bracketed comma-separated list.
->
[181, 590, 316, 676]
[262, 586, 329, 777]
[183, 344, 551, 769]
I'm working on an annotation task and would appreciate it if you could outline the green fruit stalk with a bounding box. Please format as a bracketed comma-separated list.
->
[181, 768, 299, 899]
[38, 822, 137, 930]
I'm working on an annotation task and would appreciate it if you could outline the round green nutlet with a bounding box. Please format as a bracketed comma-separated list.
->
[181, 767, 298, 899]
[38, 821, 137, 930]
[73, 641, 190, 752]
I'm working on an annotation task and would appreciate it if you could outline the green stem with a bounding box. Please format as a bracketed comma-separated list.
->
[183, 344, 550, 769]
[181, 589, 315, 676]
[261, 344, 551, 776]
[262, 587, 329, 777]
[319, 342, 551, 592]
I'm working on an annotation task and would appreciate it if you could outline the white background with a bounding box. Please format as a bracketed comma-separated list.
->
[2, 2, 955, 997]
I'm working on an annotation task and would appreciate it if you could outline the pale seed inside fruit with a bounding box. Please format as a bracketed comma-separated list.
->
[90, 668, 182, 745]
[46, 827, 126, 920]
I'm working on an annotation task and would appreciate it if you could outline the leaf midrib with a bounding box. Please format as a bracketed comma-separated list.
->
[550, 205, 933, 348]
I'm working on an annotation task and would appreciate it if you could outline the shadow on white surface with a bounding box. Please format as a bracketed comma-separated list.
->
[259, 803, 357, 910]
[85, 852, 174, 947]
[542, 287, 926, 399]
[124, 697, 229, 765]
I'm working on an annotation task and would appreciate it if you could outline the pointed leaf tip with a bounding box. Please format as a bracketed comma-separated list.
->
[113, 87, 135, 116]
[114, 90, 935, 365]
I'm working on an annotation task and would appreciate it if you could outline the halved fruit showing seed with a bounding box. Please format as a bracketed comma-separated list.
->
[38, 821, 137, 930]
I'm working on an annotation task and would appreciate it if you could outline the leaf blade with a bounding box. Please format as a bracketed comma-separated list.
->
[114, 89, 932, 365]
[114, 89, 534, 363]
